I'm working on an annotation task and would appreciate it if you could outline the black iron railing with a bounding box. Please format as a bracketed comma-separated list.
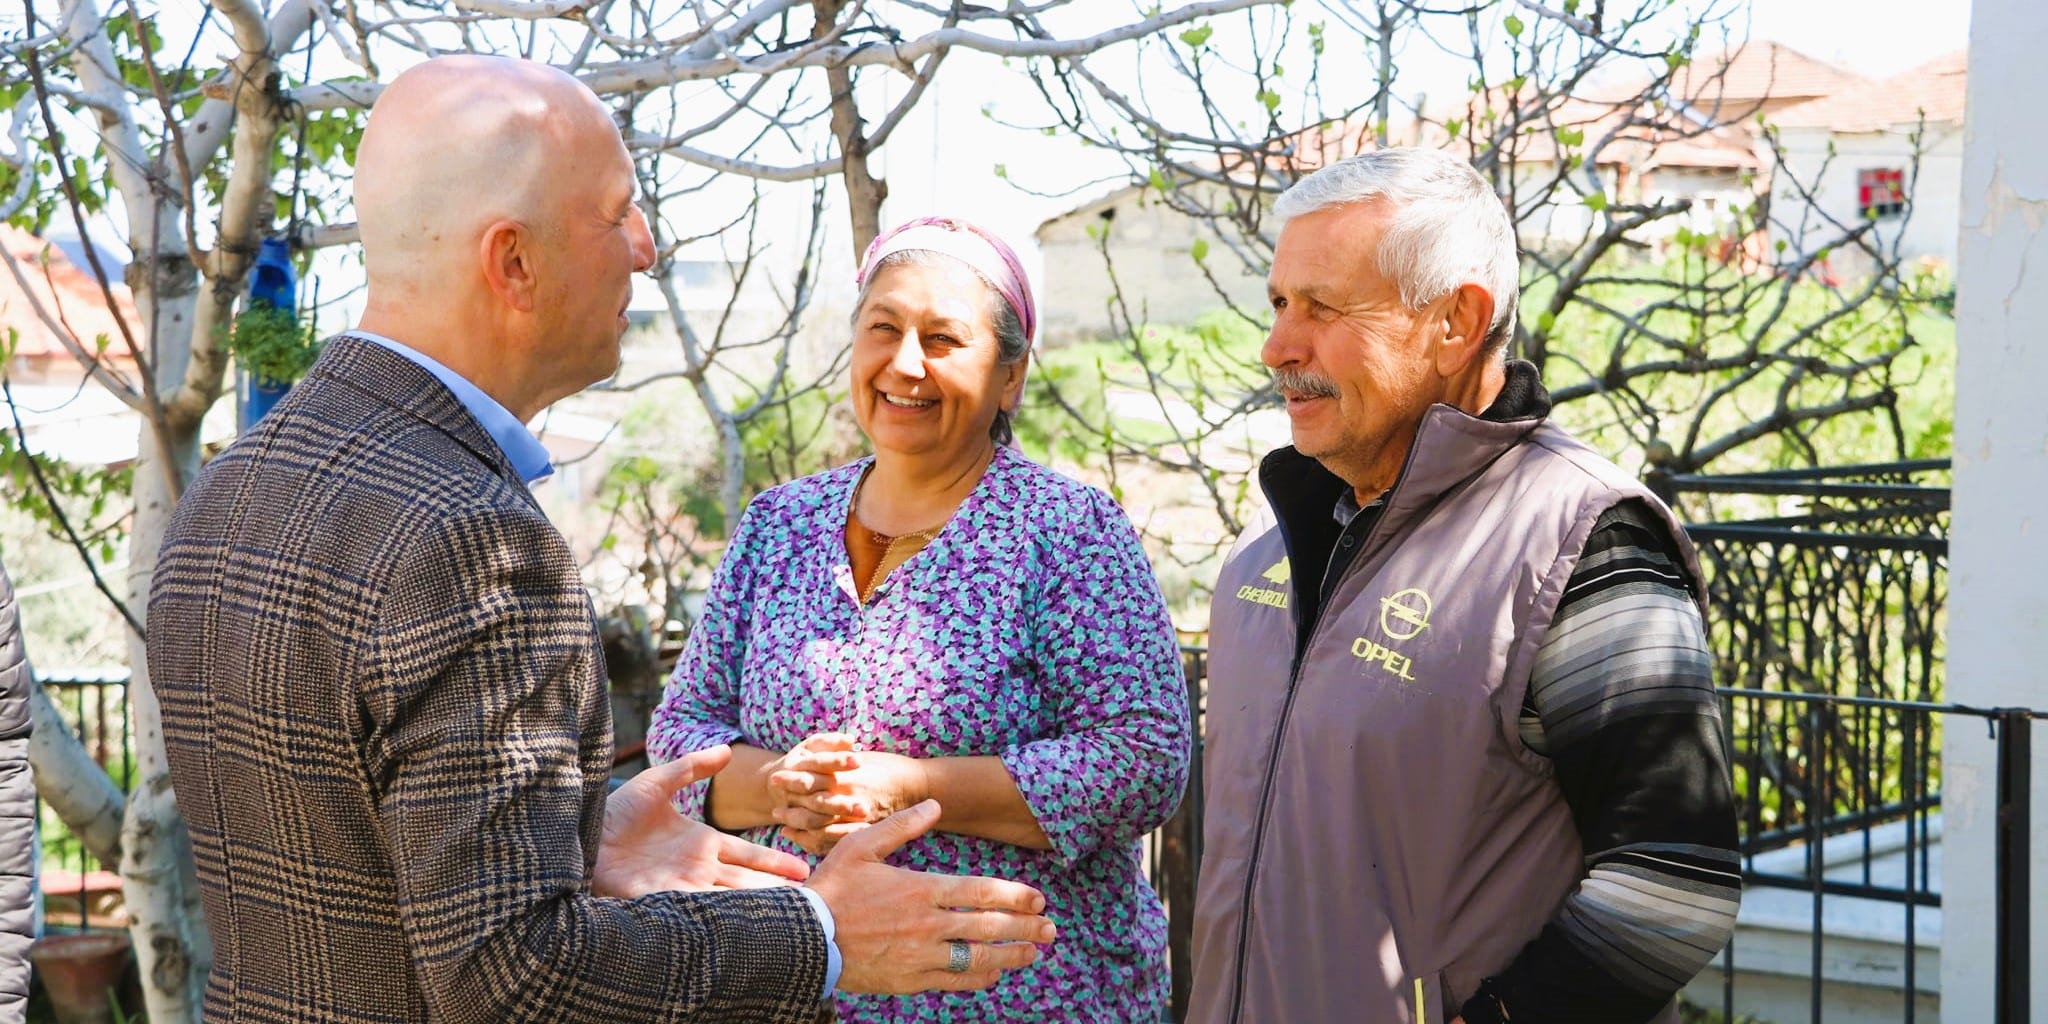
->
[1149, 654, 2039, 1024]
[32, 669, 132, 932]
[1710, 687, 2042, 1024]
[1137, 460, 2020, 1023]
[1659, 459, 1949, 707]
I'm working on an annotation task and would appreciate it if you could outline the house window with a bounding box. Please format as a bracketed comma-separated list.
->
[1858, 169, 1906, 219]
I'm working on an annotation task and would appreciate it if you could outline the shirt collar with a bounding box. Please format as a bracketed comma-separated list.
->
[347, 330, 555, 485]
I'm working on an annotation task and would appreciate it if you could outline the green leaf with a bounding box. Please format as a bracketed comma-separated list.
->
[1180, 24, 1213, 48]
[1444, 117, 1464, 140]
[1191, 238, 1210, 263]
[1257, 89, 1282, 112]
[1564, 0, 1580, 12]
[1556, 126, 1584, 147]
[1504, 14, 1524, 37]
[1584, 191, 1608, 212]
[1149, 167, 1169, 193]
[1536, 311, 1557, 334]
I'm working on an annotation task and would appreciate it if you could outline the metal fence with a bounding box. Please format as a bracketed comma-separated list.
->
[1656, 459, 1950, 706]
[33, 669, 132, 931]
[1146, 658, 2041, 1024]
[1133, 460, 2029, 1023]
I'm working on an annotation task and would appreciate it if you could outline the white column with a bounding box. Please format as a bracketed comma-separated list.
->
[1945, 2, 2048, 1021]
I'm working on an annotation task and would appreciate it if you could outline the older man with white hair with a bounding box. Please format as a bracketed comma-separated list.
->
[1189, 148, 1739, 1024]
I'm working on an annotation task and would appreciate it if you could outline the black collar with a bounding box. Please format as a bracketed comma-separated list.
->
[1254, 359, 1551, 640]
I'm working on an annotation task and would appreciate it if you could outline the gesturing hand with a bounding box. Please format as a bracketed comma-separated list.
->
[595, 744, 813, 898]
[806, 800, 1055, 994]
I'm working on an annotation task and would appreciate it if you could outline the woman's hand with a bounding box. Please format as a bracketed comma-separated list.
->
[760, 732, 862, 827]
[774, 745, 933, 855]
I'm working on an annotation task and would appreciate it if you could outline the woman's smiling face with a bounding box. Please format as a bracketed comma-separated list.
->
[850, 259, 1023, 460]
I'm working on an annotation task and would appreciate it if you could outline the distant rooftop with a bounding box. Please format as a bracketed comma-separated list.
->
[1772, 50, 1969, 132]
[1667, 41, 1869, 113]
[0, 224, 141, 362]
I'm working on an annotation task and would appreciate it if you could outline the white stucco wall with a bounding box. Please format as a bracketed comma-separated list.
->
[1034, 184, 1270, 344]
[1640, 165, 1754, 237]
[1773, 122, 1966, 271]
[1943, 1, 2048, 1021]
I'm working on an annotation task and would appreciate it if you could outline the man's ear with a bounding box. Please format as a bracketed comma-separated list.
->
[479, 220, 539, 312]
[1433, 282, 1496, 377]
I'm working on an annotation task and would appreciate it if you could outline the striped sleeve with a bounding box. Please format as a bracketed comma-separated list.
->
[1463, 501, 1740, 1024]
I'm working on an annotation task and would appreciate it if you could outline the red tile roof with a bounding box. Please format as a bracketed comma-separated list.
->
[1432, 84, 1759, 171]
[1771, 51, 1969, 132]
[0, 224, 141, 363]
[1668, 41, 1868, 113]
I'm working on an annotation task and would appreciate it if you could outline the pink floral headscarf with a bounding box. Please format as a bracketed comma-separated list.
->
[855, 216, 1037, 344]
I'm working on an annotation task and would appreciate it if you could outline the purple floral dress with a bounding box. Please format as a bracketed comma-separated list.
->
[646, 446, 1190, 1023]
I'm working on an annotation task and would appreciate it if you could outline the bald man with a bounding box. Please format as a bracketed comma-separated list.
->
[148, 56, 1053, 1024]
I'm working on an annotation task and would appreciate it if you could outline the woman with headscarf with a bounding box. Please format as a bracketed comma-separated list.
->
[647, 217, 1189, 1023]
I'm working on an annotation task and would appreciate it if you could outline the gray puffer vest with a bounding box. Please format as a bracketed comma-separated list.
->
[1190, 403, 1698, 1024]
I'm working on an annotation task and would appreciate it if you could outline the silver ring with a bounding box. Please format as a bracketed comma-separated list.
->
[945, 939, 972, 973]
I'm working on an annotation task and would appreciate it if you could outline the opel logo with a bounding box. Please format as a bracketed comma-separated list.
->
[1378, 587, 1432, 641]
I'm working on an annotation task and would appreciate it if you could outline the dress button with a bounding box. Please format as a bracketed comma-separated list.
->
[1340, 536, 1357, 548]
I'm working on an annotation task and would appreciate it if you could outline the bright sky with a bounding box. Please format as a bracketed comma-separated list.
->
[35, 0, 1979, 318]
[1748, 0, 1972, 77]
[870, 0, 1976, 275]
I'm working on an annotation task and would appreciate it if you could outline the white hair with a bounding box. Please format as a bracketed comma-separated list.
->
[1272, 148, 1520, 351]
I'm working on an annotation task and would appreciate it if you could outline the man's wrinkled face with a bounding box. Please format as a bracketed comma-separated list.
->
[1262, 201, 1448, 493]
[536, 117, 654, 389]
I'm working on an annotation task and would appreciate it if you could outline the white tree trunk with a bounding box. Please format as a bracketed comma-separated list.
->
[118, 415, 211, 1024]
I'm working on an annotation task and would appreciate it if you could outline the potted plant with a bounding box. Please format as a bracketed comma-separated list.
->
[225, 301, 322, 425]
[29, 930, 133, 1023]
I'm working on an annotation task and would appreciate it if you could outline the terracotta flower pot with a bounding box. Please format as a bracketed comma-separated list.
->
[29, 931, 133, 1024]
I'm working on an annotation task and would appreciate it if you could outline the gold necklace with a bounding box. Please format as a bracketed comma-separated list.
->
[854, 473, 948, 599]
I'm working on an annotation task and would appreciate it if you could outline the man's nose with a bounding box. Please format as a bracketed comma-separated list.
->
[629, 206, 656, 272]
[1262, 310, 1302, 370]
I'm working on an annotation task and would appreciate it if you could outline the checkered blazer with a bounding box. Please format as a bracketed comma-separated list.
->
[149, 336, 828, 1023]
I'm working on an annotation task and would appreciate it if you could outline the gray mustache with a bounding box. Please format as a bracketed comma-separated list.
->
[1269, 367, 1339, 399]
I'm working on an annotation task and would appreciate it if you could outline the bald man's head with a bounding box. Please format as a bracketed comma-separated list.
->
[349, 55, 653, 419]
[354, 55, 618, 292]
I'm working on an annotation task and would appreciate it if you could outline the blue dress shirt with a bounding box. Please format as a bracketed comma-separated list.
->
[350, 331, 555, 485]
